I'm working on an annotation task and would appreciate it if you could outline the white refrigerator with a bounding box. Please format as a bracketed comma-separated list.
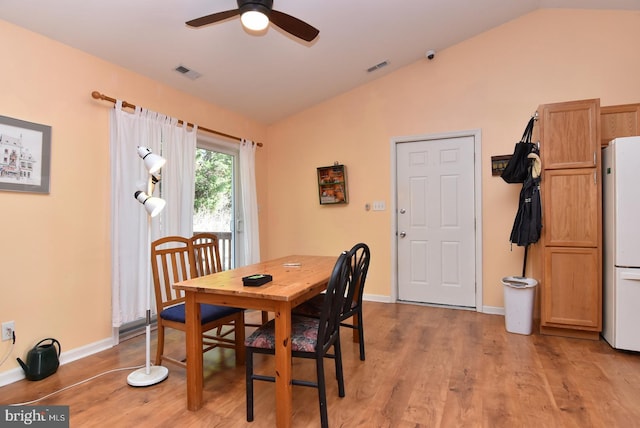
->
[602, 136, 640, 351]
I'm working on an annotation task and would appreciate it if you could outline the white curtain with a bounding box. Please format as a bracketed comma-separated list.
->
[239, 139, 261, 265]
[162, 119, 197, 236]
[110, 102, 197, 327]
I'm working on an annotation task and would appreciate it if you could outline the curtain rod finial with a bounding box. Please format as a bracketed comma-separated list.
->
[91, 91, 103, 100]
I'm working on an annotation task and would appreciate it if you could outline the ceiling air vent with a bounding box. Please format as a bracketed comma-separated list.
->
[367, 60, 389, 73]
[174, 65, 202, 80]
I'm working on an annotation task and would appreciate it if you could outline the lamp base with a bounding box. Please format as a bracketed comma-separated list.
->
[127, 365, 169, 387]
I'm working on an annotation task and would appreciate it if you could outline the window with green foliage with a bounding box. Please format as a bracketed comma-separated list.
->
[194, 148, 233, 233]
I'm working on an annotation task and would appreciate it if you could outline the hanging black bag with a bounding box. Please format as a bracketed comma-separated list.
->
[509, 172, 542, 247]
[509, 160, 542, 277]
[501, 117, 536, 184]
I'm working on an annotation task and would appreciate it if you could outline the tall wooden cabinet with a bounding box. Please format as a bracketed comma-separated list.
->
[531, 98, 602, 340]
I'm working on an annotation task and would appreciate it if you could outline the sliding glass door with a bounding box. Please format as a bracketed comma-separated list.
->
[194, 139, 239, 270]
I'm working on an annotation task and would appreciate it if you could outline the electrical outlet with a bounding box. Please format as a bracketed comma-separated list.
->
[2, 321, 14, 341]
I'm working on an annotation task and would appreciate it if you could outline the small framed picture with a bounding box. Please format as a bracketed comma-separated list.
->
[317, 164, 348, 205]
[0, 115, 52, 194]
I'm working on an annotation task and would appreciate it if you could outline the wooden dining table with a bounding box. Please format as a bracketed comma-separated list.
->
[173, 254, 338, 428]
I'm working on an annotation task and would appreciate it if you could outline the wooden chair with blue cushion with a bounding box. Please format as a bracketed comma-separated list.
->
[293, 242, 370, 360]
[245, 251, 350, 428]
[151, 235, 245, 368]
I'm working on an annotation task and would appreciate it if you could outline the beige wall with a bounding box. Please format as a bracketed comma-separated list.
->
[1, 9, 639, 378]
[264, 9, 640, 302]
[0, 20, 267, 377]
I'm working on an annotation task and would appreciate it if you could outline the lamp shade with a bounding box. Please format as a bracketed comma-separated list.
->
[137, 146, 166, 174]
[134, 191, 166, 217]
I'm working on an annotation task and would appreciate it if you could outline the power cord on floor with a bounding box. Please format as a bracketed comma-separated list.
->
[9, 363, 146, 406]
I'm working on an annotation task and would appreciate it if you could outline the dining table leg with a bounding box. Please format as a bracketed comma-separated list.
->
[274, 301, 293, 428]
[185, 292, 203, 411]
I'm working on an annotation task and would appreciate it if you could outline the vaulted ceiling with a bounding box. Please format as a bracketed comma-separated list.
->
[2, 1, 638, 124]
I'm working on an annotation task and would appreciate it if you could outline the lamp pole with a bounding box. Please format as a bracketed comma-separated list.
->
[127, 152, 169, 387]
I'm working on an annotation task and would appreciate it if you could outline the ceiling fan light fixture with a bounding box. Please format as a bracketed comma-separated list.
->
[241, 9, 269, 31]
[187, 0, 318, 42]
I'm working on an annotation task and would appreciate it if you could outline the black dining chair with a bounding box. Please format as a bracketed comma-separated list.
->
[244, 251, 350, 428]
[293, 243, 370, 360]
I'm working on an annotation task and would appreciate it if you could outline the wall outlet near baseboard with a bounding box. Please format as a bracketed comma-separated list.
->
[2, 321, 14, 341]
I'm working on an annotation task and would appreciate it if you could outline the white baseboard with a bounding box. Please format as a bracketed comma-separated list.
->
[371, 295, 506, 316]
[364, 298, 508, 319]
[362, 293, 393, 303]
[483, 305, 505, 315]
[0, 337, 114, 387]
[0, 366, 25, 387]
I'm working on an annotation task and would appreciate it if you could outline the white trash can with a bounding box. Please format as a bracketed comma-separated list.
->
[502, 276, 538, 335]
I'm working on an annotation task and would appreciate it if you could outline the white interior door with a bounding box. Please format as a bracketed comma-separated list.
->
[396, 135, 476, 307]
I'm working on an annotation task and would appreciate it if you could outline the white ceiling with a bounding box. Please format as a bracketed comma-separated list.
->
[2, 0, 638, 124]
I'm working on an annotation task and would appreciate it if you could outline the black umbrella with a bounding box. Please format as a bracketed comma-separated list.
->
[509, 152, 542, 276]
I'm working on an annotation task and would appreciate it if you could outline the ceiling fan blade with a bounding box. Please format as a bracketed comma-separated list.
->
[186, 9, 240, 28]
[269, 10, 319, 42]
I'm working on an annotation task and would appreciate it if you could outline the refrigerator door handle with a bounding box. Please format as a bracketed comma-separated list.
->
[620, 272, 640, 281]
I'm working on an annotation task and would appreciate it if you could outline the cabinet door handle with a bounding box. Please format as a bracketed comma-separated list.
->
[593, 151, 596, 166]
[594, 171, 597, 185]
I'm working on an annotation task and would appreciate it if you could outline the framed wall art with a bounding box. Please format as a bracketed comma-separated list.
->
[0, 115, 51, 194]
[317, 163, 348, 205]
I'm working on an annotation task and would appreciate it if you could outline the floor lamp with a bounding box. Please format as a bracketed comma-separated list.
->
[127, 146, 170, 387]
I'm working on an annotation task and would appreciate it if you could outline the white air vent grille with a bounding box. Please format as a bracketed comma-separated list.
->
[175, 65, 202, 80]
[367, 60, 389, 73]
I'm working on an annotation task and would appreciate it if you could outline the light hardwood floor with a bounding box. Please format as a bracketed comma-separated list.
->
[2, 302, 640, 427]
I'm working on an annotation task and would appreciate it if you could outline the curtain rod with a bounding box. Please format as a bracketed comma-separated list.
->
[91, 91, 263, 147]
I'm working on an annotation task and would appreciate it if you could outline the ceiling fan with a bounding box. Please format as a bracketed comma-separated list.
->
[186, 0, 319, 42]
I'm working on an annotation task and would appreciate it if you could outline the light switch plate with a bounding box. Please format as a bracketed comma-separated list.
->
[372, 201, 386, 211]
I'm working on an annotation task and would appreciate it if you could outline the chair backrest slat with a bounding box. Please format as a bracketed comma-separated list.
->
[344, 243, 370, 312]
[317, 252, 350, 355]
[151, 233, 228, 315]
[191, 233, 224, 277]
[151, 236, 196, 313]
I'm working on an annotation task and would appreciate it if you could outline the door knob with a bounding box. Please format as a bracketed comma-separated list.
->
[399, 231, 406, 238]
[399, 208, 406, 214]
